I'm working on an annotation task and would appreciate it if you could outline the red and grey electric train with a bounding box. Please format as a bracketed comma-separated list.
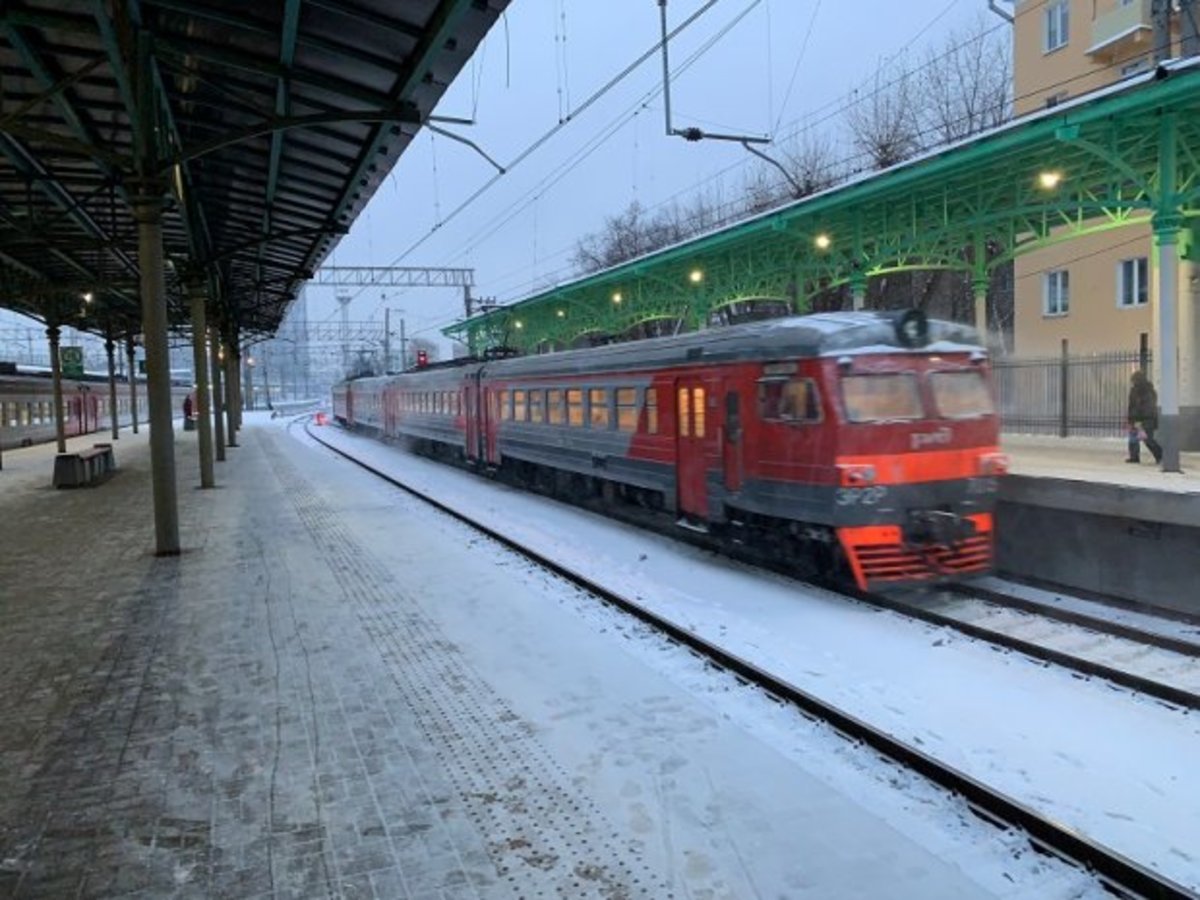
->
[333, 310, 1006, 590]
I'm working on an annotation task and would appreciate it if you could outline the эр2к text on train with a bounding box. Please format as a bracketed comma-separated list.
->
[334, 310, 1007, 590]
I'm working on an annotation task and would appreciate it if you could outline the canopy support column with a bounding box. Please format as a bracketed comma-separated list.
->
[105, 334, 119, 440]
[210, 327, 226, 461]
[134, 194, 180, 554]
[187, 281, 215, 488]
[47, 324, 66, 453]
[1153, 113, 1183, 472]
[126, 335, 139, 434]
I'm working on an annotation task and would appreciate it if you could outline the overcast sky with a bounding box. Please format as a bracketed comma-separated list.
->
[308, 0, 1008, 354]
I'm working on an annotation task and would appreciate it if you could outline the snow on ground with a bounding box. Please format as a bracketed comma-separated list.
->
[298, 421, 1199, 893]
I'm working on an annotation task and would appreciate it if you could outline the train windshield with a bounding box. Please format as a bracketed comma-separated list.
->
[930, 370, 994, 418]
[841, 373, 923, 423]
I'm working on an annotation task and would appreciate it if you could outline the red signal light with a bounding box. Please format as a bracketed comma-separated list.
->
[416, 349, 428, 368]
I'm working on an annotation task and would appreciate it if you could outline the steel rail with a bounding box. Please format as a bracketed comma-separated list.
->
[946, 583, 1200, 659]
[861, 587, 1200, 712]
[304, 422, 1197, 900]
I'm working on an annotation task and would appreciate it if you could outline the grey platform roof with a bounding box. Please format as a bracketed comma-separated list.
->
[0, 0, 508, 339]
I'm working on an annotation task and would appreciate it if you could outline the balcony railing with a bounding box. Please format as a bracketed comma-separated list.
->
[1088, 0, 1153, 59]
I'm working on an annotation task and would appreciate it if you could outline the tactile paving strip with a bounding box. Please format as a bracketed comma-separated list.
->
[269, 438, 673, 898]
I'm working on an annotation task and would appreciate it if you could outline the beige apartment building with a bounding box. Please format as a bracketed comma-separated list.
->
[1012, 0, 1200, 447]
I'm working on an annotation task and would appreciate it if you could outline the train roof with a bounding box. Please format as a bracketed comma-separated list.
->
[482, 311, 981, 379]
[339, 312, 982, 389]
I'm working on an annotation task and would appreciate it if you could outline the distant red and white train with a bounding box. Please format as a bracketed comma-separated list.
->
[334, 310, 1006, 590]
[0, 367, 188, 452]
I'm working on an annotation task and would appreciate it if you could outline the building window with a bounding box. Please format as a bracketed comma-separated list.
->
[1120, 58, 1149, 78]
[1117, 257, 1149, 308]
[1043, 270, 1069, 316]
[1044, 1, 1069, 52]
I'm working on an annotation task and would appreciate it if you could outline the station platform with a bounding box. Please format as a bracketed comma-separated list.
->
[0, 418, 1056, 899]
[997, 434, 1200, 614]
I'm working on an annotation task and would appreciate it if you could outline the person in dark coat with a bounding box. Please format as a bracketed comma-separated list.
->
[1127, 370, 1163, 464]
[182, 393, 194, 420]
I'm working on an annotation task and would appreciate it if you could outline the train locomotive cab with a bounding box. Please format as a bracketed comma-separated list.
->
[820, 311, 1004, 590]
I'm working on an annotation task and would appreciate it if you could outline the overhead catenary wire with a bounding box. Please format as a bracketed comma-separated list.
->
[361, 0, 1140, 342]
[335, 0, 736, 323]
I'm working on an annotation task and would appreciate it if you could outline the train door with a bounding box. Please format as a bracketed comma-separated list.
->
[465, 377, 483, 462]
[483, 385, 501, 465]
[723, 387, 744, 492]
[69, 396, 82, 436]
[675, 378, 708, 520]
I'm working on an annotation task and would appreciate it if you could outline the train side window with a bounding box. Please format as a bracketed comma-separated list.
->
[548, 389, 565, 425]
[692, 387, 705, 438]
[566, 389, 584, 426]
[616, 388, 637, 432]
[759, 377, 821, 423]
[589, 388, 610, 429]
[529, 390, 545, 423]
[645, 388, 658, 434]
[677, 387, 690, 437]
[499, 390, 511, 420]
[514, 389, 527, 422]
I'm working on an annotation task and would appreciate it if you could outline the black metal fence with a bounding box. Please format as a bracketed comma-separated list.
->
[993, 349, 1149, 437]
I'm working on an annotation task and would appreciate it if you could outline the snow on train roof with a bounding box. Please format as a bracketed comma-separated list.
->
[483, 311, 981, 378]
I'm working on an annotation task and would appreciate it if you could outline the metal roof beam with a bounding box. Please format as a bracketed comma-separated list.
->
[323, 0, 480, 260]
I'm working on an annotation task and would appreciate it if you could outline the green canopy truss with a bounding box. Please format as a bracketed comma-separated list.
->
[445, 60, 1200, 354]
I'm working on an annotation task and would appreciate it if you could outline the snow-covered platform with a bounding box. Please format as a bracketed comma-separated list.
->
[0, 417, 1110, 898]
[997, 434, 1200, 614]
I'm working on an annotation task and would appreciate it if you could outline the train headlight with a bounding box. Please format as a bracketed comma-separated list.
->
[979, 452, 1009, 476]
[837, 463, 877, 486]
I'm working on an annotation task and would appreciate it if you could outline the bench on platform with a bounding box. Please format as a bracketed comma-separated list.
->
[53, 443, 116, 488]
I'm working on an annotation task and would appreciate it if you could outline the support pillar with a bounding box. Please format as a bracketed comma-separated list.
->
[973, 276, 989, 342]
[850, 275, 866, 312]
[224, 340, 238, 447]
[231, 346, 243, 430]
[243, 357, 253, 412]
[134, 195, 180, 554]
[187, 283, 215, 488]
[210, 327, 226, 461]
[47, 325, 67, 453]
[1154, 112, 1183, 472]
[105, 335, 119, 440]
[1155, 225, 1183, 472]
[126, 336, 139, 434]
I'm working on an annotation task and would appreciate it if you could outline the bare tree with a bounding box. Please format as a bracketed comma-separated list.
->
[845, 56, 921, 169]
[571, 191, 727, 274]
[778, 128, 841, 197]
[920, 15, 1012, 144]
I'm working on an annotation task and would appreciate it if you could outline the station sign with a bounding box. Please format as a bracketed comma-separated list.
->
[61, 346, 84, 378]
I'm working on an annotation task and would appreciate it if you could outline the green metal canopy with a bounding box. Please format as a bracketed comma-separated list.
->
[446, 59, 1200, 354]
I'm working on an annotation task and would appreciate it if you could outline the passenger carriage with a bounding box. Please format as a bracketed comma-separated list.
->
[334, 310, 1005, 589]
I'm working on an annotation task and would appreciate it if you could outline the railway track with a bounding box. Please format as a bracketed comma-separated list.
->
[305, 421, 1196, 900]
[866, 583, 1200, 713]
